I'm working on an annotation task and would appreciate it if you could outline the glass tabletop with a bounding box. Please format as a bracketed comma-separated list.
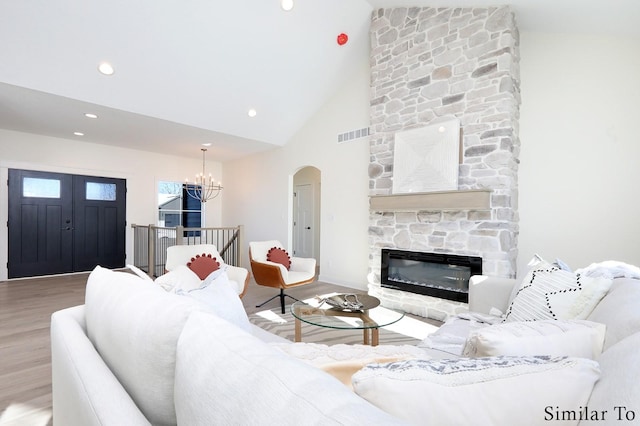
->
[290, 295, 405, 330]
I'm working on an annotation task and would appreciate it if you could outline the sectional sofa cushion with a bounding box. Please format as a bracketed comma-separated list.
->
[462, 319, 606, 360]
[352, 356, 600, 426]
[586, 331, 640, 413]
[587, 278, 640, 350]
[174, 311, 407, 426]
[85, 266, 211, 426]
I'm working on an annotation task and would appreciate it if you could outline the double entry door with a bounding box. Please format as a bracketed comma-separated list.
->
[8, 169, 126, 279]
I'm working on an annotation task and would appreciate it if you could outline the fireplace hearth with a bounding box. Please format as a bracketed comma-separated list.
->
[381, 249, 482, 303]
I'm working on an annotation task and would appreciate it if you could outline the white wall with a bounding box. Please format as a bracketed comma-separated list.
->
[0, 129, 222, 280]
[4, 31, 637, 284]
[226, 30, 640, 287]
[518, 32, 640, 276]
[223, 60, 371, 289]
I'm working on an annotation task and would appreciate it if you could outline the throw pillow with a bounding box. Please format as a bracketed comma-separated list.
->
[187, 253, 220, 280]
[177, 269, 252, 333]
[155, 264, 202, 293]
[267, 247, 291, 270]
[462, 319, 606, 360]
[174, 311, 405, 425]
[506, 255, 572, 307]
[504, 265, 612, 322]
[352, 356, 600, 426]
[85, 265, 208, 426]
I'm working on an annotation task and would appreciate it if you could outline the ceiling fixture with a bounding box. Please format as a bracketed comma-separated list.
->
[281, 0, 293, 11]
[184, 148, 223, 203]
[98, 62, 115, 76]
[248, 108, 257, 118]
[74, 132, 84, 136]
[84, 113, 98, 119]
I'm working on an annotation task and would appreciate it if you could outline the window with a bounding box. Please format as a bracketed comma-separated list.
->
[86, 182, 117, 201]
[158, 181, 203, 232]
[23, 177, 60, 198]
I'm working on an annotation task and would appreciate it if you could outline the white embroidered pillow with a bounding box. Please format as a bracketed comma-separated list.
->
[504, 266, 612, 322]
[462, 319, 606, 360]
[352, 356, 600, 426]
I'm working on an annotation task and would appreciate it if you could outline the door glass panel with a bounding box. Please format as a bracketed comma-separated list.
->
[23, 177, 61, 198]
[86, 182, 116, 201]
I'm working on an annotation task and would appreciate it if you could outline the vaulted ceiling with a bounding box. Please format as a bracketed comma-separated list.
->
[1, 0, 638, 161]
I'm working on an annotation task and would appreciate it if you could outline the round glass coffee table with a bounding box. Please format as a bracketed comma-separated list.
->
[290, 294, 405, 346]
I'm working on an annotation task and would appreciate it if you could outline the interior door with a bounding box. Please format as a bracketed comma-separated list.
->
[293, 184, 314, 258]
[8, 169, 127, 278]
[8, 169, 74, 278]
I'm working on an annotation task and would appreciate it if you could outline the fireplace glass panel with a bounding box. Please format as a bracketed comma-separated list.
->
[388, 259, 471, 294]
[381, 249, 482, 303]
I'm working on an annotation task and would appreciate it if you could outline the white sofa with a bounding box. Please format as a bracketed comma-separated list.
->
[51, 265, 640, 425]
[51, 266, 404, 425]
[457, 274, 640, 424]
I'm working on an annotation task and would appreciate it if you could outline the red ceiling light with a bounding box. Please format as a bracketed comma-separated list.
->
[337, 33, 348, 46]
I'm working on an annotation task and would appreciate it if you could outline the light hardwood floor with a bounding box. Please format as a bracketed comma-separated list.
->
[0, 271, 362, 423]
[0, 271, 437, 424]
[0, 273, 87, 424]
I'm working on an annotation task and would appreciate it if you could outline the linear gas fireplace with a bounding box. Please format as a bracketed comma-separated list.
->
[381, 249, 482, 303]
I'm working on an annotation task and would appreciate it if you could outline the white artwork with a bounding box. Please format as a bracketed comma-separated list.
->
[392, 118, 460, 194]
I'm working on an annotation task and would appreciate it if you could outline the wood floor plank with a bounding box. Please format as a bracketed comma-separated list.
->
[0, 270, 435, 424]
[0, 273, 86, 422]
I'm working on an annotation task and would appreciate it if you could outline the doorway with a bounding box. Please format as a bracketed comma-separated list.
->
[7, 169, 127, 279]
[292, 166, 320, 262]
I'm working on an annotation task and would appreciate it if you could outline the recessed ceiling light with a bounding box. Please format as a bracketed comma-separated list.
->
[84, 113, 98, 119]
[74, 132, 84, 136]
[202, 143, 212, 147]
[281, 0, 293, 11]
[98, 62, 115, 76]
[248, 108, 257, 118]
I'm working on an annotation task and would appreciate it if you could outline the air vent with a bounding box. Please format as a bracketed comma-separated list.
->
[337, 127, 370, 144]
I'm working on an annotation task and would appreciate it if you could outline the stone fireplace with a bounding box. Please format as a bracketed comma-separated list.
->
[367, 6, 521, 321]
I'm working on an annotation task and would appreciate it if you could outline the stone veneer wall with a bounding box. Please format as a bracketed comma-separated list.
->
[367, 7, 521, 320]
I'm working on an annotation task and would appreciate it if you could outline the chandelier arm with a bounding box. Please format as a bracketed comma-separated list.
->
[184, 148, 224, 203]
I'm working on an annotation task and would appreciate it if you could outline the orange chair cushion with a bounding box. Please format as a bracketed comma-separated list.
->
[187, 253, 220, 280]
[267, 247, 291, 270]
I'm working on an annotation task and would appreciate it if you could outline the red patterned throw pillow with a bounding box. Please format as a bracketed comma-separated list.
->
[267, 247, 291, 270]
[187, 253, 220, 280]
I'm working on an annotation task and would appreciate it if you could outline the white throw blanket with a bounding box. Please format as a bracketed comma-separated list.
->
[417, 312, 502, 356]
[270, 342, 429, 367]
[576, 261, 640, 280]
